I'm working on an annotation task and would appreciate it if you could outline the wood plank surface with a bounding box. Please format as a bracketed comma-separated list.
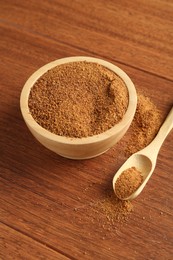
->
[0, 0, 173, 259]
[0, 223, 70, 260]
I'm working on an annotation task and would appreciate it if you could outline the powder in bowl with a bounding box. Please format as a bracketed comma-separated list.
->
[28, 61, 129, 138]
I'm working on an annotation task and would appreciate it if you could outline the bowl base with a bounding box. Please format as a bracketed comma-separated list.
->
[57, 149, 109, 160]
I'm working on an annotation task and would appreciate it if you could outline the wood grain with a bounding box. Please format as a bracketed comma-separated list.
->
[1, 0, 173, 80]
[0, 0, 173, 259]
[0, 223, 69, 260]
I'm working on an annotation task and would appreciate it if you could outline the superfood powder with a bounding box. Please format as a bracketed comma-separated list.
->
[28, 61, 129, 138]
[74, 191, 133, 231]
[125, 93, 163, 155]
[115, 167, 143, 199]
[92, 192, 133, 223]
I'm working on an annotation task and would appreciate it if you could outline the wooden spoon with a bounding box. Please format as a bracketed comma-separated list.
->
[113, 106, 173, 200]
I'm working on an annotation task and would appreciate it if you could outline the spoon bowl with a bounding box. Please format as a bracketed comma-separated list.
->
[113, 154, 153, 200]
[113, 106, 173, 200]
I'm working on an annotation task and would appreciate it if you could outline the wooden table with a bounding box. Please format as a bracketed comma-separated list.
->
[1, 1, 173, 259]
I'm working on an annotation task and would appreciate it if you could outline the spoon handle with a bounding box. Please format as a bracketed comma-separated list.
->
[141, 106, 173, 160]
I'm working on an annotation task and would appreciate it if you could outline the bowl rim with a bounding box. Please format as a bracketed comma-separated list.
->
[20, 56, 137, 145]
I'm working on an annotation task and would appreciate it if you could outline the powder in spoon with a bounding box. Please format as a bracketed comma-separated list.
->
[28, 61, 128, 138]
[114, 167, 143, 199]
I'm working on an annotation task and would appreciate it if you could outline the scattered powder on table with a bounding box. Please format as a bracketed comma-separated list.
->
[91, 193, 133, 224]
[125, 93, 163, 155]
[28, 61, 128, 138]
[114, 167, 143, 199]
[75, 191, 133, 232]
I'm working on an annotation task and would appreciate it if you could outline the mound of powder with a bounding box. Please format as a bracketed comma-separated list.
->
[28, 61, 128, 138]
[125, 93, 163, 155]
[92, 193, 133, 223]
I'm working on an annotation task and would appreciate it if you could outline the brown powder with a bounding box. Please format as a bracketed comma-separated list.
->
[114, 167, 143, 199]
[91, 193, 133, 224]
[28, 61, 128, 138]
[125, 93, 163, 155]
[74, 191, 133, 232]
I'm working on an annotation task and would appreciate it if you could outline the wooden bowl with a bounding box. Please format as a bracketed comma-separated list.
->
[20, 56, 137, 159]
